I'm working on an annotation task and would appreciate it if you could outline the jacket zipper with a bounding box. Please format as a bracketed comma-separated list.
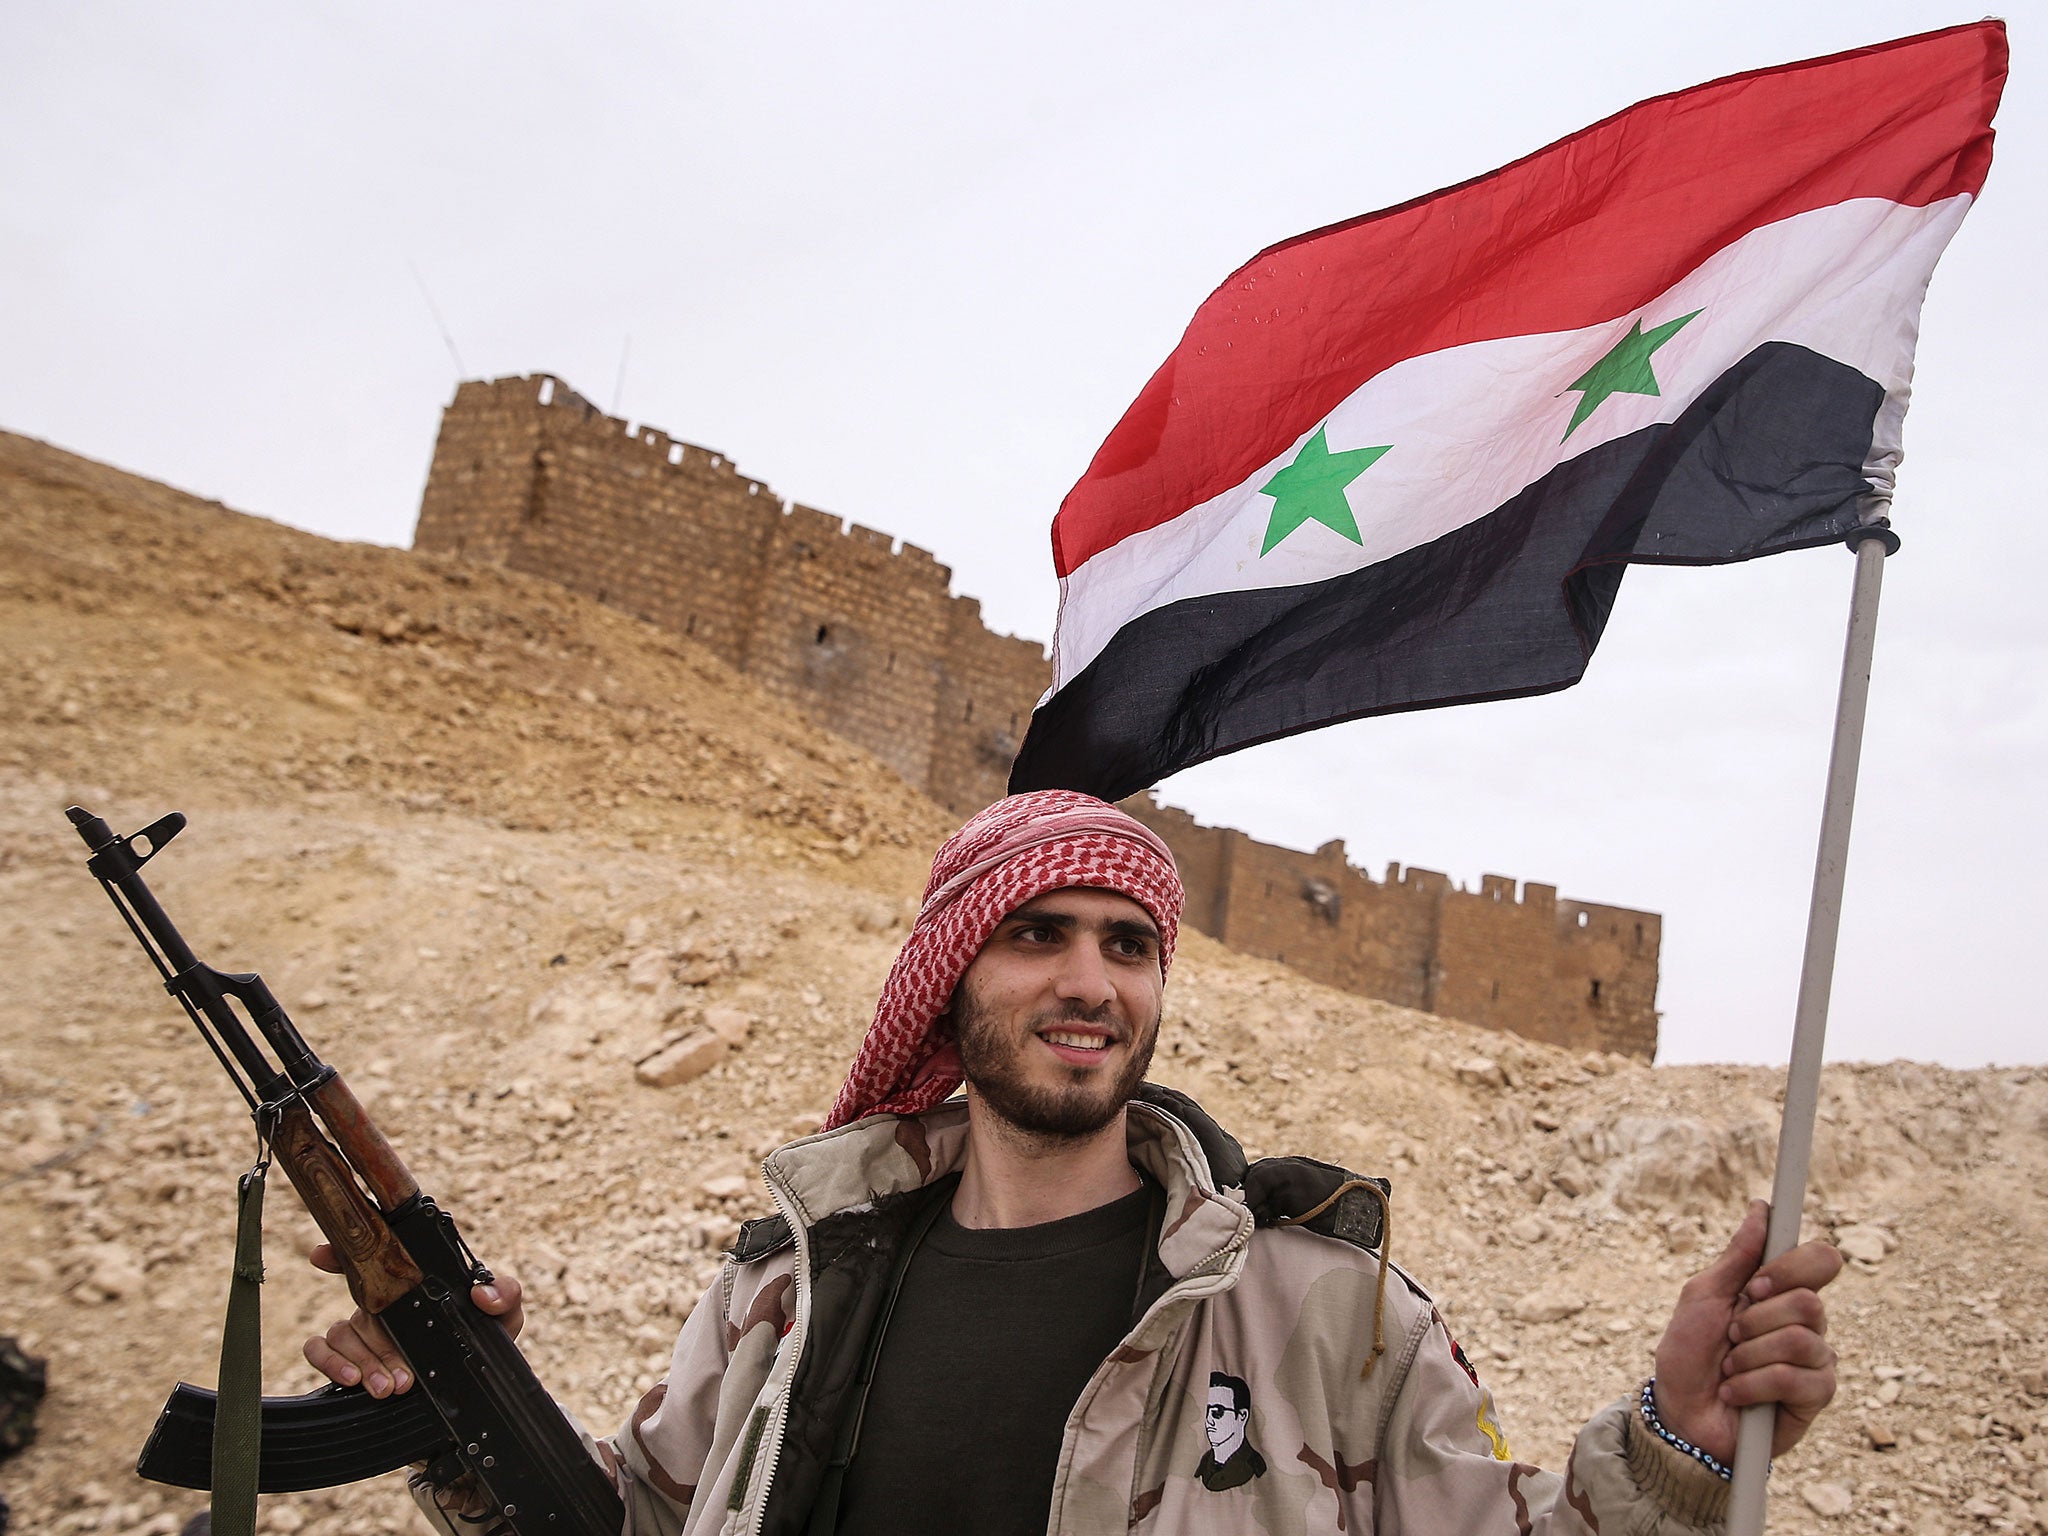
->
[741, 1106, 1250, 1536]
[1047, 1110, 1254, 1535]
[739, 1158, 810, 1536]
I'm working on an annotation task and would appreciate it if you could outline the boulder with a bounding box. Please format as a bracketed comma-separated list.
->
[1799, 1481, 1853, 1518]
[1509, 1287, 1585, 1324]
[1605, 1117, 1756, 1214]
[73, 1244, 145, 1303]
[1833, 1224, 1893, 1266]
[703, 1007, 755, 1047]
[635, 1030, 727, 1088]
[1551, 1156, 1594, 1199]
[625, 948, 671, 993]
[1455, 1056, 1506, 1090]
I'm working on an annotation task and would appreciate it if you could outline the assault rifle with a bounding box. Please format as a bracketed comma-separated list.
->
[67, 806, 623, 1535]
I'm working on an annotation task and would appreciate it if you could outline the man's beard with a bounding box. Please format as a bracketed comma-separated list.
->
[953, 986, 1158, 1141]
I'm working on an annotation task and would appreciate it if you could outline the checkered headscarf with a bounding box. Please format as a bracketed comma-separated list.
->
[823, 790, 1184, 1130]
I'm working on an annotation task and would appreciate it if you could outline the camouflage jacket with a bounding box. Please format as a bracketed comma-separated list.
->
[419, 1087, 1730, 1535]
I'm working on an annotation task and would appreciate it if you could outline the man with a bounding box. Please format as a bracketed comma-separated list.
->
[1198, 1374, 1266, 1492]
[309, 789, 1841, 1534]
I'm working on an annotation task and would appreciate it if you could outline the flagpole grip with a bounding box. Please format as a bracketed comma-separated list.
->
[1726, 523, 1892, 1534]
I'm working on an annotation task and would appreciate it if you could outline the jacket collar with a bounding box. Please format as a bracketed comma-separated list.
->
[762, 1090, 1251, 1282]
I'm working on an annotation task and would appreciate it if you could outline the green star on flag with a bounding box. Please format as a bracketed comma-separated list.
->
[1562, 309, 1702, 440]
[1258, 427, 1391, 555]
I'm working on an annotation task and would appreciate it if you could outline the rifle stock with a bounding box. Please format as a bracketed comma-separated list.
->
[67, 807, 625, 1535]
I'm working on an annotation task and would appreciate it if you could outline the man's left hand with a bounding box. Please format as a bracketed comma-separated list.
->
[1651, 1198, 1844, 1461]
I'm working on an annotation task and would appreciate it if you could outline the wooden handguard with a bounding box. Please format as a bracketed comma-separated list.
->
[270, 1099, 423, 1314]
[306, 1073, 420, 1212]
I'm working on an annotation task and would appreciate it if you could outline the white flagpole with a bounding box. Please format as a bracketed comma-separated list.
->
[1726, 518, 1897, 1534]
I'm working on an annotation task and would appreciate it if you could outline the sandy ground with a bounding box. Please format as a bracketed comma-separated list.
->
[3, 430, 2044, 1534]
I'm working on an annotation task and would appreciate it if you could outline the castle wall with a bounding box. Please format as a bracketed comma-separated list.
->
[1122, 797, 1660, 1057]
[1549, 900, 1663, 1058]
[1435, 878, 1575, 1043]
[1118, 798, 1233, 938]
[415, 376, 782, 668]
[413, 374, 1054, 806]
[745, 506, 955, 789]
[412, 378, 550, 569]
[413, 373, 1660, 1058]
[931, 597, 1055, 817]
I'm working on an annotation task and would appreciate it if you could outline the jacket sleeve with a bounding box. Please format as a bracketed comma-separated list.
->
[405, 1273, 732, 1536]
[1374, 1307, 1731, 1535]
[600, 1270, 736, 1535]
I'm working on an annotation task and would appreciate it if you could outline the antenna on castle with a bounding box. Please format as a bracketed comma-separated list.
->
[612, 334, 631, 416]
[406, 258, 467, 381]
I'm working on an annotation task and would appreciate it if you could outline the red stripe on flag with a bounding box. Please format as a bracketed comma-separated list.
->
[1052, 21, 2006, 578]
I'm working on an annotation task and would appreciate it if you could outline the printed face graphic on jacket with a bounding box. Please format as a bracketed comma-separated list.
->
[1206, 1383, 1247, 1459]
[1197, 1372, 1266, 1491]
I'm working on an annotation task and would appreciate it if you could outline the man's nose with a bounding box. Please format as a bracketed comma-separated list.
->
[1052, 939, 1117, 1011]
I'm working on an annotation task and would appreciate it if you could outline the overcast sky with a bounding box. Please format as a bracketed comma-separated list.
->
[4, 4, 2039, 1068]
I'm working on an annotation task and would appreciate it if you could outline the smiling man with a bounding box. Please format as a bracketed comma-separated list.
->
[313, 789, 1841, 1535]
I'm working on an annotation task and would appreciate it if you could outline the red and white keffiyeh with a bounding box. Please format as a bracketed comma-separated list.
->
[823, 790, 1185, 1130]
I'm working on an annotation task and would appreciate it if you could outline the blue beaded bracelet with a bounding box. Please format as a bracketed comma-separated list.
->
[1639, 1378, 1734, 1482]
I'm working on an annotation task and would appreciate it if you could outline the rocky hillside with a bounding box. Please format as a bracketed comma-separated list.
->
[2, 431, 2044, 1535]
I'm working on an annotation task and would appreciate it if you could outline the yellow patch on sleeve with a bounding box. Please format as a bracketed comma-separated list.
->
[1476, 1395, 1512, 1461]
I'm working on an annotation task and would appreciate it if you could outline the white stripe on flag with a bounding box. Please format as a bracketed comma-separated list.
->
[1051, 194, 1969, 693]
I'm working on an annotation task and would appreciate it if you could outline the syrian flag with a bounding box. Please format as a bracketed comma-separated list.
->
[1008, 22, 2006, 803]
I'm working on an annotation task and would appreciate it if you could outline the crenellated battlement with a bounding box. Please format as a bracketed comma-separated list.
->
[413, 373, 1659, 1058]
[1121, 796, 1660, 1058]
[416, 373, 1048, 805]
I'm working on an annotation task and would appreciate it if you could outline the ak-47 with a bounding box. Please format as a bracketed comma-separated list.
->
[67, 806, 623, 1535]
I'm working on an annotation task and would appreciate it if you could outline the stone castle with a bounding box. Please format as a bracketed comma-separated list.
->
[414, 373, 1661, 1058]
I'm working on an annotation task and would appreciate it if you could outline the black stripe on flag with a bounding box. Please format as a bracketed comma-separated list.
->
[1010, 342, 1885, 803]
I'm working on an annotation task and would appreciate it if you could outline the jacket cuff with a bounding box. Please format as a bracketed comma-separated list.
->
[1622, 1408, 1731, 1528]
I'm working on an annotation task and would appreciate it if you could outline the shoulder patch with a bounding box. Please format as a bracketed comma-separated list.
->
[728, 1212, 794, 1263]
[1445, 1327, 1481, 1387]
[1242, 1156, 1390, 1254]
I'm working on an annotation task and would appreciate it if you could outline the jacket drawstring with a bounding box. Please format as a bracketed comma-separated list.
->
[1273, 1179, 1393, 1379]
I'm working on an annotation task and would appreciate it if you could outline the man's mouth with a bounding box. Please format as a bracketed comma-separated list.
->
[1036, 1027, 1120, 1062]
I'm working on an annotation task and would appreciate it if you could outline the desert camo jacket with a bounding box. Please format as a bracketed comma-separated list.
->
[415, 1093, 1732, 1536]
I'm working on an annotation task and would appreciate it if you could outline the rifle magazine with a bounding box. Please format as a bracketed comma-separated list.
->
[137, 1381, 451, 1494]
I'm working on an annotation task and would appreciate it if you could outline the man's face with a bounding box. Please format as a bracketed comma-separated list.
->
[1205, 1386, 1247, 1457]
[951, 887, 1165, 1142]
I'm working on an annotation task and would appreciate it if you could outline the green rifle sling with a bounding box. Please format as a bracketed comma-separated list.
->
[212, 1163, 268, 1536]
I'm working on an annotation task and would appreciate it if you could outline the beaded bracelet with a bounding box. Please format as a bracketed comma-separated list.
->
[1638, 1378, 1734, 1482]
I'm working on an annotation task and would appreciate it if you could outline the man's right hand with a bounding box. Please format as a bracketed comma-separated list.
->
[301, 1243, 525, 1398]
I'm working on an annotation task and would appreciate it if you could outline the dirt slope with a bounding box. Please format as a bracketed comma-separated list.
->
[2, 431, 2043, 1535]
